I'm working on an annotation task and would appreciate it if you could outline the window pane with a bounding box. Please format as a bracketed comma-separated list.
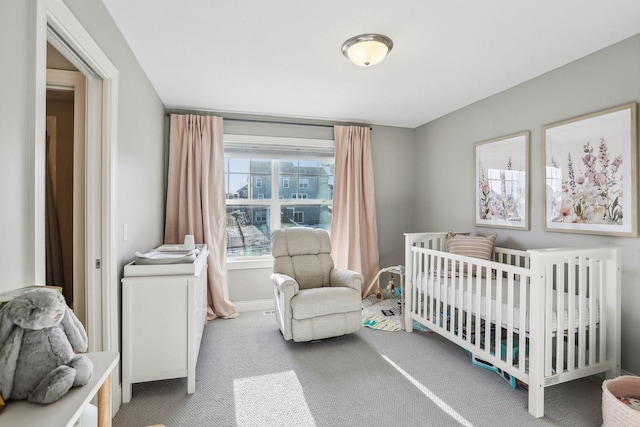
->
[228, 158, 250, 173]
[227, 173, 249, 199]
[226, 206, 271, 257]
[279, 160, 296, 174]
[318, 175, 333, 200]
[250, 159, 271, 173]
[279, 175, 297, 200]
[225, 158, 274, 200]
[251, 175, 271, 199]
[280, 204, 332, 230]
[277, 158, 334, 200]
[298, 160, 318, 171]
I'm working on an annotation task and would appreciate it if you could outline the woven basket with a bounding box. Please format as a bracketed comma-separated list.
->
[602, 376, 640, 426]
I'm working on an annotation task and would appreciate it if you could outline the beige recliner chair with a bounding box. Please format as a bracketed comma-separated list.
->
[271, 227, 363, 342]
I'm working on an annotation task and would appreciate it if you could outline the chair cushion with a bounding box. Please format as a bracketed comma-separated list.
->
[272, 228, 335, 290]
[271, 228, 332, 257]
[290, 287, 361, 320]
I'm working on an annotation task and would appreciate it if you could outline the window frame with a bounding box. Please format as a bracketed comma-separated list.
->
[224, 134, 334, 267]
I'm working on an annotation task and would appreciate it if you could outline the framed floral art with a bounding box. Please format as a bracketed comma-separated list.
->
[475, 131, 529, 230]
[543, 103, 637, 237]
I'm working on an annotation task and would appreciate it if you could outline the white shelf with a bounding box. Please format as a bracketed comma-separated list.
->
[0, 352, 119, 427]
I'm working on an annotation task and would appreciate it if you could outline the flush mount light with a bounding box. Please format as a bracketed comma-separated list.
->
[341, 34, 393, 67]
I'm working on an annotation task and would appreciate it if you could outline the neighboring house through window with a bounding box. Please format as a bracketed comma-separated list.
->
[224, 134, 334, 260]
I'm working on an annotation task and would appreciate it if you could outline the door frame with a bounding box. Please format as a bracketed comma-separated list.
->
[31, 0, 121, 412]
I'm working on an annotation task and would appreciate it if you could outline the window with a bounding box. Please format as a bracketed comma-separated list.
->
[224, 135, 334, 259]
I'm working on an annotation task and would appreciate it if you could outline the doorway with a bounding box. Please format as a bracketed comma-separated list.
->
[45, 49, 87, 326]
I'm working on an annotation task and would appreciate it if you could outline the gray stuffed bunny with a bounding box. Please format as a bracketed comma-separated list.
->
[0, 288, 93, 404]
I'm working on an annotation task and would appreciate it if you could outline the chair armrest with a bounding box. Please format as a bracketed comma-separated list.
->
[271, 273, 300, 296]
[330, 268, 363, 292]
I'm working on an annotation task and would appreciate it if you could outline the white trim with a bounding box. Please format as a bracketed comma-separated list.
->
[224, 134, 334, 148]
[234, 299, 274, 313]
[84, 78, 103, 352]
[227, 257, 273, 270]
[41, 0, 120, 414]
[31, 0, 48, 287]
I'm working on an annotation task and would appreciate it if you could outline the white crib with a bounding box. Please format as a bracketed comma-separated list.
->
[404, 232, 621, 418]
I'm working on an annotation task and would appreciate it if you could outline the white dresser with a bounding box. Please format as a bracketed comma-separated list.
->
[121, 245, 208, 403]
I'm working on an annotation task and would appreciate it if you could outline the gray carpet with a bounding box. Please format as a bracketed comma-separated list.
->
[113, 311, 604, 427]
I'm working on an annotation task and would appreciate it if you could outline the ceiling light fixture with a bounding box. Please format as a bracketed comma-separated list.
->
[341, 34, 393, 67]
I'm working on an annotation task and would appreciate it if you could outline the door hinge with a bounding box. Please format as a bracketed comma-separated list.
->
[95, 259, 101, 269]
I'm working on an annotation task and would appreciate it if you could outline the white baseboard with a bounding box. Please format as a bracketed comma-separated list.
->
[621, 369, 638, 377]
[234, 299, 274, 313]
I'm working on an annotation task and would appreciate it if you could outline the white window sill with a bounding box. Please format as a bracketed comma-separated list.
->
[227, 257, 274, 270]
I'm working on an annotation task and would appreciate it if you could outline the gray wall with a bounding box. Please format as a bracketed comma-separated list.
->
[0, 0, 165, 316]
[0, 0, 36, 288]
[62, 0, 168, 268]
[415, 33, 640, 375]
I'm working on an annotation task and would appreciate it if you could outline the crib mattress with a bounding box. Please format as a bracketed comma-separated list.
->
[415, 274, 599, 334]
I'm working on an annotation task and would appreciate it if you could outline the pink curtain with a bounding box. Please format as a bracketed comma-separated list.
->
[165, 114, 238, 320]
[331, 125, 380, 298]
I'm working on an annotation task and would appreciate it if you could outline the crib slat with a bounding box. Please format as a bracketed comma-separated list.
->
[431, 252, 438, 325]
[495, 267, 503, 361]
[484, 269, 492, 358]
[588, 257, 596, 364]
[411, 250, 417, 317]
[545, 263, 554, 377]
[566, 257, 575, 371]
[455, 265, 463, 337]
[474, 273, 482, 354]
[415, 250, 421, 318]
[506, 273, 514, 365]
[423, 252, 429, 321]
[442, 256, 449, 330]
[519, 274, 527, 372]
[557, 262, 566, 374]
[599, 259, 606, 363]
[577, 256, 587, 369]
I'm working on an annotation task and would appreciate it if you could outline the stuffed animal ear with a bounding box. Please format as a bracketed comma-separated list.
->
[0, 327, 24, 401]
[60, 306, 88, 353]
[0, 304, 15, 352]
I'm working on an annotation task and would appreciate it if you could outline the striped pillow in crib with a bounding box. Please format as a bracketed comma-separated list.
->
[446, 231, 496, 276]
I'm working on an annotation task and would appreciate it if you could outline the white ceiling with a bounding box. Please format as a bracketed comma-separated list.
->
[100, 1, 640, 129]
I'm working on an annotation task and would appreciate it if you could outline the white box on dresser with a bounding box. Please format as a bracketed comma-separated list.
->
[122, 245, 208, 403]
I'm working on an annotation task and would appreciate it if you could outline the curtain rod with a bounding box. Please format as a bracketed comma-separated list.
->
[165, 109, 372, 130]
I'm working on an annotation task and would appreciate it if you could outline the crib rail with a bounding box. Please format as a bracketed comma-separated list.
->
[527, 247, 621, 417]
[405, 240, 531, 386]
[404, 232, 621, 418]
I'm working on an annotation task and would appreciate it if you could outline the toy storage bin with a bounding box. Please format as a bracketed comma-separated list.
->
[602, 376, 640, 426]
